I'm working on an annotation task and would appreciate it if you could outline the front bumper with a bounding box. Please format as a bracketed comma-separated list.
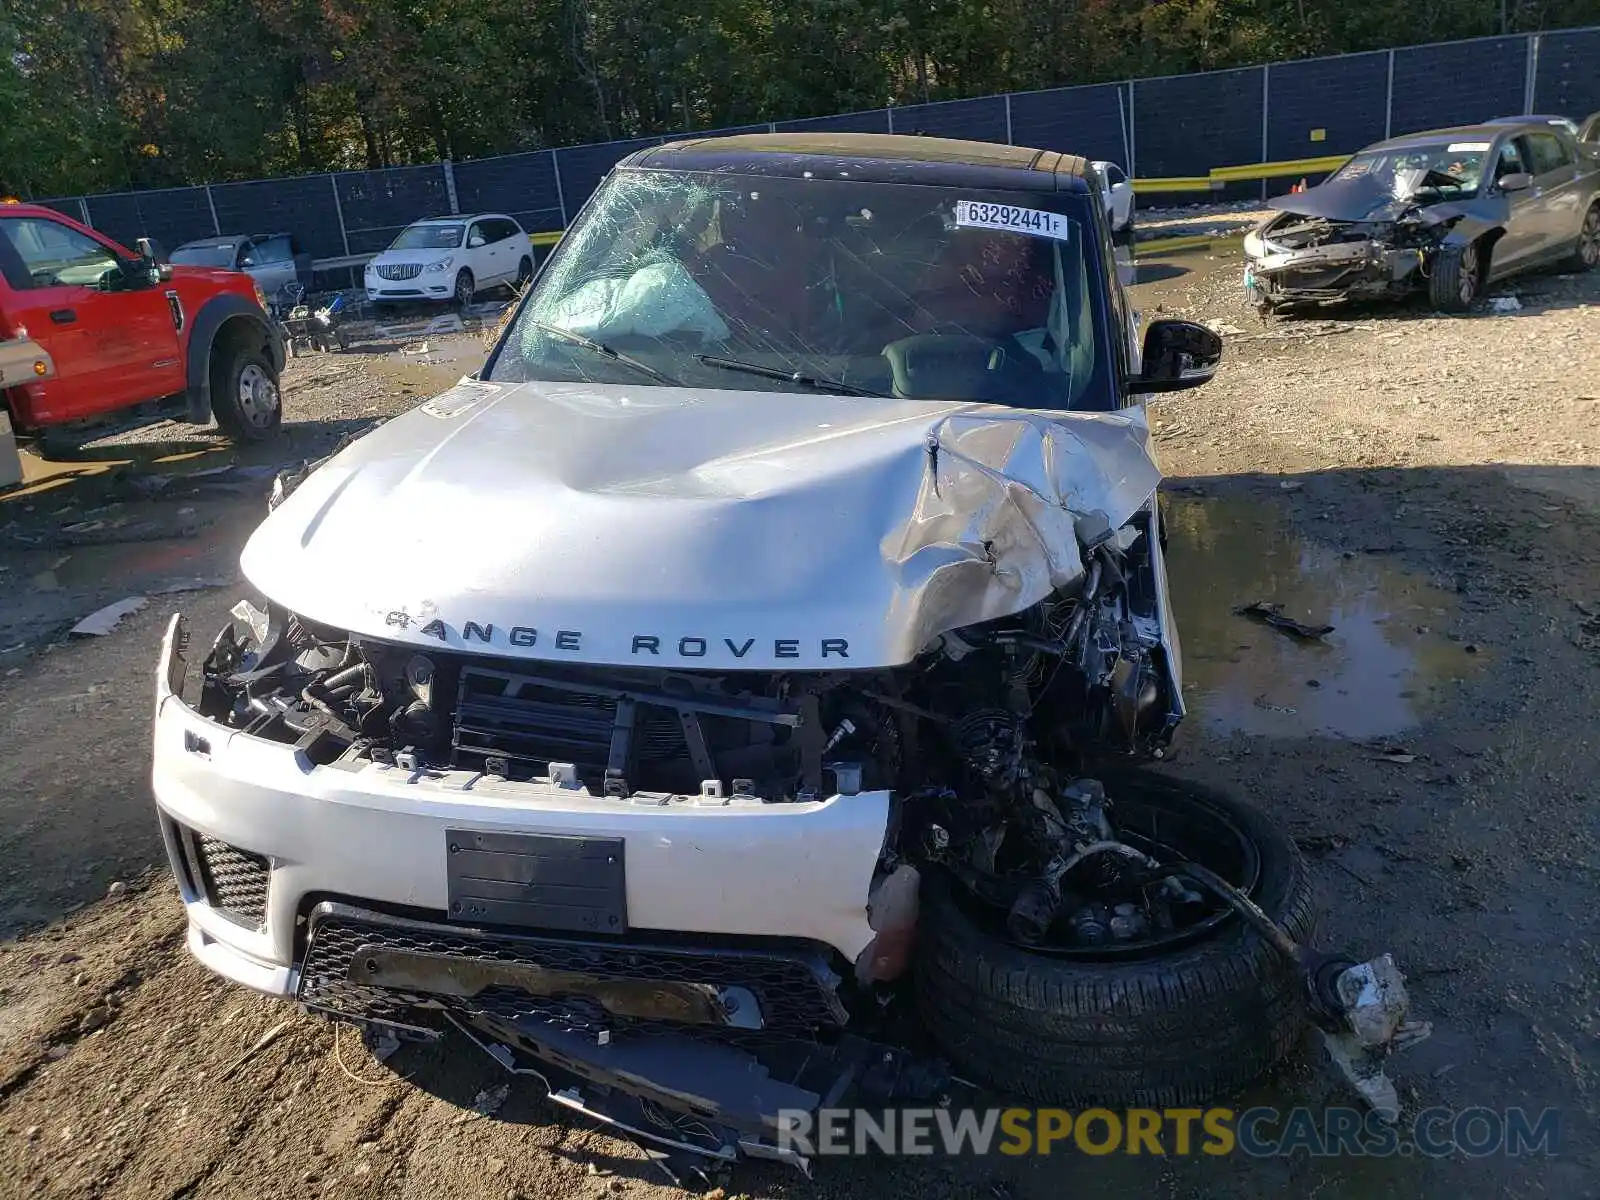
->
[364, 267, 453, 301]
[1243, 234, 1423, 303]
[150, 614, 889, 1000]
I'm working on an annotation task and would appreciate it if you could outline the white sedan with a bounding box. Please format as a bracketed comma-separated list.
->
[364, 213, 532, 309]
[1090, 161, 1135, 244]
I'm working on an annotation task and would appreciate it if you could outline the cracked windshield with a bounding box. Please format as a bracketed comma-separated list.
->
[1329, 142, 1491, 200]
[487, 169, 1111, 408]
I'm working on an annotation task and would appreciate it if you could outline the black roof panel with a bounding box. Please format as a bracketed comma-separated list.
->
[623, 132, 1092, 195]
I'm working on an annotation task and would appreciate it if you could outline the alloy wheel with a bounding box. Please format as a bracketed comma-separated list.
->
[1458, 245, 1479, 306]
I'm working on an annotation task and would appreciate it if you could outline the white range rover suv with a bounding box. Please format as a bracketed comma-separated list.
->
[152, 133, 1425, 1172]
[363, 213, 532, 309]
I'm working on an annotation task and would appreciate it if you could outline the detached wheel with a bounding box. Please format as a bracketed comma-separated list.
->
[1569, 203, 1600, 271]
[453, 269, 475, 310]
[1429, 239, 1483, 311]
[211, 346, 282, 441]
[915, 773, 1315, 1107]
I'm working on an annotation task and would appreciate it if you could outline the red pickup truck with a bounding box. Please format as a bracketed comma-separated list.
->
[0, 202, 285, 450]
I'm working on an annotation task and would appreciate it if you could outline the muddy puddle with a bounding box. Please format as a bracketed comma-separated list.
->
[1163, 494, 1482, 739]
[368, 332, 489, 397]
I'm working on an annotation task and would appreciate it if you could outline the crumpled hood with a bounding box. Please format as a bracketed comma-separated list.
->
[241, 378, 1161, 669]
[1266, 175, 1422, 223]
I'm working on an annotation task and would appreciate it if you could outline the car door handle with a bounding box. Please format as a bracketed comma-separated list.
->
[50, 309, 76, 324]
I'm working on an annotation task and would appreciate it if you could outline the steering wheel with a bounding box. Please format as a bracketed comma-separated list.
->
[881, 331, 1048, 402]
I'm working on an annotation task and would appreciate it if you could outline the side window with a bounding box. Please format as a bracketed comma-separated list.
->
[498, 219, 523, 243]
[1525, 132, 1571, 175]
[1104, 165, 1127, 186]
[467, 221, 489, 247]
[0, 217, 118, 290]
[254, 236, 293, 263]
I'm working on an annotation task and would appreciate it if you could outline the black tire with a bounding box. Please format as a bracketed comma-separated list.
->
[210, 345, 282, 441]
[514, 256, 534, 290]
[1568, 203, 1600, 271]
[1429, 239, 1483, 312]
[453, 269, 475, 310]
[915, 773, 1316, 1107]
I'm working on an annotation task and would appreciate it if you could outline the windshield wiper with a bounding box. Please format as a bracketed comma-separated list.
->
[696, 354, 887, 398]
[529, 320, 684, 387]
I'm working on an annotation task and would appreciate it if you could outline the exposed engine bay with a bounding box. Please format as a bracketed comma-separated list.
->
[196, 503, 1206, 957]
[1244, 207, 1452, 309]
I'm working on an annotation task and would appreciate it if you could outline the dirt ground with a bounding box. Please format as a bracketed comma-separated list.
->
[1, 240, 1598, 1200]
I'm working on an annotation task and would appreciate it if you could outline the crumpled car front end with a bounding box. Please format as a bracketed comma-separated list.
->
[151, 374, 1188, 1168]
[1243, 211, 1432, 309]
[1243, 143, 1510, 312]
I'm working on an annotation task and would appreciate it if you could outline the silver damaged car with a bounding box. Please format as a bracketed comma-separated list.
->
[152, 134, 1427, 1172]
[1244, 121, 1600, 313]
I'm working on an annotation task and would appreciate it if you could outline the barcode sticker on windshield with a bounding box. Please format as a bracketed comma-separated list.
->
[953, 201, 1070, 241]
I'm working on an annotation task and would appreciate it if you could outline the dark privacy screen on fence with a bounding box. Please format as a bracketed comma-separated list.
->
[1008, 84, 1128, 166]
[1390, 36, 1529, 138]
[452, 152, 565, 235]
[35, 27, 1597, 264]
[1534, 27, 1600, 115]
[211, 176, 345, 259]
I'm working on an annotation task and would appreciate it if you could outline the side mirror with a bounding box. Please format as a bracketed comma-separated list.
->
[468, 235, 487, 248]
[136, 237, 167, 263]
[1496, 172, 1533, 192]
[1134, 318, 1223, 394]
[106, 257, 165, 291]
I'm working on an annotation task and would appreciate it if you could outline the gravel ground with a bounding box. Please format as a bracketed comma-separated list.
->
[1, 244, 1598, 1199]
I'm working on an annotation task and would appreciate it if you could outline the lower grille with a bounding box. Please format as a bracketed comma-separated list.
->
[196, 836, 270, 927]
[296, 903, 847, 1033]
[375, 262, 424, 281]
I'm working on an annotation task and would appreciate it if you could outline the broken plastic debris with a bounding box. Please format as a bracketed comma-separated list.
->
[363, 1027, 402, 1062]
[469, 1083, 510, 1118]
[1375, 747, 1417, 764]
[69, 596, 148, 637]
[1235, 601, 1334, 640]
[1487, 296, 1522, 314]
[1319, 954, 1432, 1123]
[1251, 696, 1298, 715]
[230, 600, 270, 644]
